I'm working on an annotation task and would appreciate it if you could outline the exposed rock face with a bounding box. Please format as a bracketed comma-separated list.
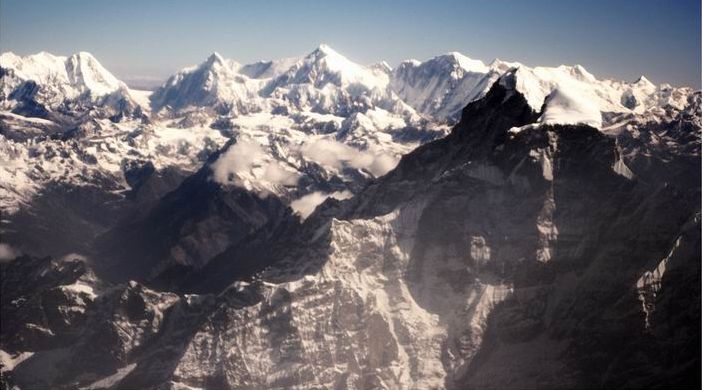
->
[1, 80, 699, 390]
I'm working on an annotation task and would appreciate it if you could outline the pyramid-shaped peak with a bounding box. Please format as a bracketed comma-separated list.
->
[307, 44, 351, 62]
[433, 52, 488, 73]
[301, 44, 365, 73]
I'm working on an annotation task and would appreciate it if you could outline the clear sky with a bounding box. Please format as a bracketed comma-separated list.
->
[1, 0, 700, 88]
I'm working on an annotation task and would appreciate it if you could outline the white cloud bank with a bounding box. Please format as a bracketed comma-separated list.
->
[290, 190, 353, 219]
[300, 139, 398, 177]
[211, 138, 300, 189]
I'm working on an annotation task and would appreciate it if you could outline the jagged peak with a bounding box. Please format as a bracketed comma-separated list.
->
[441, 51, 488, 73]
[633, 75, 655, 88]
[188, 51, 241, 77]
[304, 44, 357, 69]
[283, 43, 381, 87]
[370, 60, 392, 73]
[313, 43, 336, 56]
[205, 51, 225, 66]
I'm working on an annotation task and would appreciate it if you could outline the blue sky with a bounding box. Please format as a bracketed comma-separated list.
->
[1, 0, 700, 87]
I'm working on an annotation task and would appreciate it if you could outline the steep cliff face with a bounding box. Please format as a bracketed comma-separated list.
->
[216, 81, 698, 389]
[1, 79, 699, 390]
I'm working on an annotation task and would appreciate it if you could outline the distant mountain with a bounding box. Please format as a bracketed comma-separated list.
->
[2, 46, 694, 124]
[0, 51, 142, 120]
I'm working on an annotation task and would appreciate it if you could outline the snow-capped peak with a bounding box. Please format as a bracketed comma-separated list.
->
[150, 52, 258, 111]
[390, 51, 498, 121]
[556, 64, 597, 82]
[205, 51, 226, 66]
[313, 43, 336, 56]
[405, 52, 490, 76]
[0, 50, 123, 96]
[0, 50, 139, 116]
[287, 43, 386, 88]
[255, 44, 398, 116]
[633, 75, 655, 88]
[444, 51, 489, 73]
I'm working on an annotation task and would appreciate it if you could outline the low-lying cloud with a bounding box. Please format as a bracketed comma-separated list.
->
[290, 190, 353, 219]
[211, 138, 300, 188]
[300, 139, 398, 177]
[211, 137, 398, 198]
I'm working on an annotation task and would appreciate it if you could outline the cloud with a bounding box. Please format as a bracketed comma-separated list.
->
[211, 138, 300, 189]
[211, 138, 263, 184]
[300, 139, 398, 177]
[211, 136, 398, 197]
[263, 163, 299, 186]
[0, 243, 19, 263]
[368, 153, 398, 176]
[290, 190, 353, 219]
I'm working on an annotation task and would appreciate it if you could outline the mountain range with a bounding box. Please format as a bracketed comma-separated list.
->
[0, 44, 699, 389]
